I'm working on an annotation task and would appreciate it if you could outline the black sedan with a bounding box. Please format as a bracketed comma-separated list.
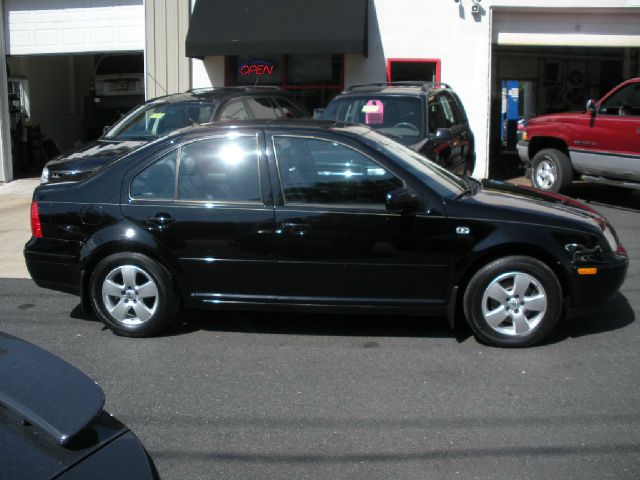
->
[0, 332, 158, 479]
[25, 120, 628, 347]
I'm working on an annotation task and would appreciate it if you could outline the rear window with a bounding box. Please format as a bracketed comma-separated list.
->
[322, 96, 423, 140]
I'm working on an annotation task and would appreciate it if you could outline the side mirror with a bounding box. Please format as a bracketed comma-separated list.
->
[102, 125, 111, 135]
[385, 188, 424, 213]
[429, 128, 453, 144]
[586, 99, 597, 115]
[313, 108, 325, 120]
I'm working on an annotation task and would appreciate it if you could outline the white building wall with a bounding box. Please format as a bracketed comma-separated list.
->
[347, 0, 640, 178]
[346, 0, 493, 177]
[4, 0, 144, 55]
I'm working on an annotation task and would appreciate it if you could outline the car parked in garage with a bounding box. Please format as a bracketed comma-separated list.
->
[518, 77, 640, 192]
[41, 87, 309, 183]
[320, 82, 475, 176]
[0, 332, 158, 479]
[25, 120, 627, 347]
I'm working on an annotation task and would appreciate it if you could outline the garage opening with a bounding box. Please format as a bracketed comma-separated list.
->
[489, 9, 640, 178]
[6, 52, 144, 179]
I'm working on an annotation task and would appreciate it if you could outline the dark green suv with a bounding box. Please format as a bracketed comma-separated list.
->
[321, 82, 475, 175]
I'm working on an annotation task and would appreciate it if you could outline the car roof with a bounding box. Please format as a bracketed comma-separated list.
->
[335, 82, 452, 97]
[146, 86, 293, 105]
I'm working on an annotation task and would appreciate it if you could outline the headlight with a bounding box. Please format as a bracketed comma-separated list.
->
[40, 166, 49, 184]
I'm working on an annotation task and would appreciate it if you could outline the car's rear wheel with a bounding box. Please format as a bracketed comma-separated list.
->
[531, 148, 573, 193]
[463, 256, 562, 347]
[90, 253, 179, 337]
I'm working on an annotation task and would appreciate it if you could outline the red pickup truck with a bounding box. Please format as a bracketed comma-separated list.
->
[517, 78, 640, 192]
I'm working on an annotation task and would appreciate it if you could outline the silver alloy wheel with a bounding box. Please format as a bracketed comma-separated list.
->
[101, 265, 158, 325]
[535, 158, 557, 190]
[480, 271, 547, 336]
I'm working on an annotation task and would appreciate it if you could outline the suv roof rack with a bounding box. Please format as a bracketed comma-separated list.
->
[346, 81, 451, 93]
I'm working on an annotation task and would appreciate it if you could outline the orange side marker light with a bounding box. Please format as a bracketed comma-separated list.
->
[577, 267, 598, 275]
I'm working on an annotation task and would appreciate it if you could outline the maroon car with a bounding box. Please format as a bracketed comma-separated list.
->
[517, 78, 640, 192]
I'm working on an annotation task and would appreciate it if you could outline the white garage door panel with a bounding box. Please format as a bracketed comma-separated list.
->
[493, 11, 640, 47]
[5, 0, 144, 55]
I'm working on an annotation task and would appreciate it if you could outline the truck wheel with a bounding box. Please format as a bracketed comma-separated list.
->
[531, 149, 573, 193]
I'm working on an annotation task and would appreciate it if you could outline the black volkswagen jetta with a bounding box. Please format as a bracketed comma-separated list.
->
[25, 120, 628, 347]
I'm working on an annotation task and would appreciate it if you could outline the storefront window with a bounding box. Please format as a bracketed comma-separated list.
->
[226, 54, 343, 112]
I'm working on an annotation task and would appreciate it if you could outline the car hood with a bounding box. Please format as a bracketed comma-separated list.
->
[455, 179, 605, 233]
[46, 139, 148, 174]
[526, 111, 586, 125]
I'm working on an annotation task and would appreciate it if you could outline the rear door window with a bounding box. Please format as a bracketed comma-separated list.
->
[177, 136, 261, 203]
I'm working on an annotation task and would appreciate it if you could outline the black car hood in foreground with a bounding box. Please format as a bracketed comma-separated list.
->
[47, 139, 148, 175]
[0, 333, 157, 479]
[462, 179, 605, 231]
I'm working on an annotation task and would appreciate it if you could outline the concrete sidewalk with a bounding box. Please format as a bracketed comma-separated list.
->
[0, 178, 39, 278]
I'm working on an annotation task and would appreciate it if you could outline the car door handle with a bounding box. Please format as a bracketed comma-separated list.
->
[146, 213, 175, 227]
[278, 222, 310, 235]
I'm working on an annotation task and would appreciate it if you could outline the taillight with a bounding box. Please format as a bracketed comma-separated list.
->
[30, 201, 43, 238]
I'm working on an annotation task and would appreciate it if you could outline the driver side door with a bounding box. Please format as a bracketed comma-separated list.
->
[267, 131, 450, 306]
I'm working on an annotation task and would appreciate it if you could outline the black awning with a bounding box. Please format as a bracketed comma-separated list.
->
[186, 0, 368, 58]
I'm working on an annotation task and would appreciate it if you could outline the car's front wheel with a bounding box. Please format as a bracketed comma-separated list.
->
[90, 253, 179, 337]
[463, 256, 562, 347]
[531, 148, 573, 192]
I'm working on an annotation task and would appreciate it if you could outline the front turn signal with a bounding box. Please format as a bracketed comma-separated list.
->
[577, 267, 598, 275]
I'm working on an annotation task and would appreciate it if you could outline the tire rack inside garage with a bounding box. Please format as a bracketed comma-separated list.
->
[489, 8, 640, 178]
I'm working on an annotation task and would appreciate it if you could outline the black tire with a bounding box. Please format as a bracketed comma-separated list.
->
[90, 252, 179, 337]
[463, 256, 562, 348]
[531, 148, 573, 193]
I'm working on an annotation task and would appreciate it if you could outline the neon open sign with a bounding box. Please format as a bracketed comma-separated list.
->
[240, 60, 275, 77]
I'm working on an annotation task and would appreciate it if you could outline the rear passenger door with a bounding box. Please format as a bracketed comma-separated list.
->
[121, 131, 278, 300]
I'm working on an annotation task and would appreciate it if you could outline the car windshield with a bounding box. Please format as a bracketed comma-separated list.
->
[322, 96, 424, 141]
[358, 129, 468, 198]
[105, 102, 216, 140]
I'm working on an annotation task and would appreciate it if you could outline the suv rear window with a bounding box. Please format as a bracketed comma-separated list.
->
[322, 97, 423, 140]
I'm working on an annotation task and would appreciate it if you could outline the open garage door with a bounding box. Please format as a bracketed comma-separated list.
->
[3, 1, 145, 179]
[489, 9, 640, 178]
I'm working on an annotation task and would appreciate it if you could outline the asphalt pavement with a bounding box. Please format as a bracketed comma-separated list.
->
[1, 183, 639, 479]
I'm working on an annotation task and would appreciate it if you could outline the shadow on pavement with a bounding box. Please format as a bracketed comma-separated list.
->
[543, 292, 635, 345]
[155, 292, 633, 345]
[165, 309, 457, 341]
